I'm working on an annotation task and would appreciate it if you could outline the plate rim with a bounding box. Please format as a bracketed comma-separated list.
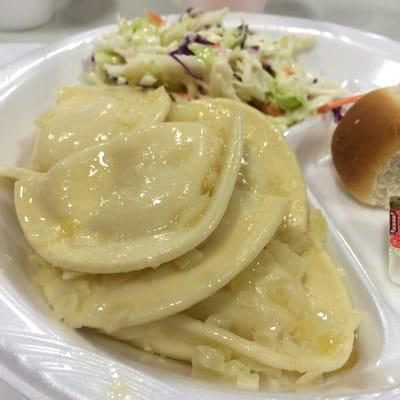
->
[1, 11, 400, 90]
[0, 11, 400, 400]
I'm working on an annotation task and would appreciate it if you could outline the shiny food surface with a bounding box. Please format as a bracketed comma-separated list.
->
[32, 86, 171, 171]
[17, 120, 244, 273]
[168, 98, 308, 241]
[35, 192, 288, 331]
[0, 88, 360, 390]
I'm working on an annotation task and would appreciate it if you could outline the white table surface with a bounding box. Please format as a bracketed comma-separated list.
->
[0, 1, 398, 399]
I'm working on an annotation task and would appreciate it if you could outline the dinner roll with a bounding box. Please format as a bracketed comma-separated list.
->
[331, 86, 400, 208]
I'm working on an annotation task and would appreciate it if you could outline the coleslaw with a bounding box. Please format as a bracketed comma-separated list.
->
[87, 8, 347, 131]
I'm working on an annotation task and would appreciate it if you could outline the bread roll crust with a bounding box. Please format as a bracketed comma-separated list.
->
[331, 86, 400, 206]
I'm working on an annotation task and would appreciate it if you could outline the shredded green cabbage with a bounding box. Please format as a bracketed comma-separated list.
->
[87, 7, 346, 131]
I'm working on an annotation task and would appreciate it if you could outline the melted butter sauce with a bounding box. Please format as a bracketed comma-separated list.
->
[17, 96, 360, 388]
[33, 124, 223, 241]
[33, 86, 171, 171]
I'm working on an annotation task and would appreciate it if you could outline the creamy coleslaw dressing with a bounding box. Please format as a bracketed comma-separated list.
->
[90, 8, 347, 132]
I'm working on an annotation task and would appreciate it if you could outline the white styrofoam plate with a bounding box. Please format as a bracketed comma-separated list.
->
[1, 12, 400, 400]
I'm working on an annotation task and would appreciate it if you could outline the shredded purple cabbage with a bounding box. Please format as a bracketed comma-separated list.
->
[239, 25, 248, 49]
[170, 53, 201, 79]
[186, 7, 202, 18]
[247, 45, 259, 52]
[170, 37, 195, 57]
[262, 61, 276, 78]
[193, 34, 214, 45]
[169, 34, 214, 80]
[332, 106, 343, 123]
[170, 34, 213, 57]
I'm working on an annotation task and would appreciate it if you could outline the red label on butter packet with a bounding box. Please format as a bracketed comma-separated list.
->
[390, 197, 400, 249]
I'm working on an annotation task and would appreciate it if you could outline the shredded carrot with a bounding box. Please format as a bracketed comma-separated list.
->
[262, 104, 284, 117]
[144, 8, 164, 27]
[283, 65, 296, 76]
[317, 94, 364, 114]
[214, 41, 222, 48]
[179, 92, 195, 100]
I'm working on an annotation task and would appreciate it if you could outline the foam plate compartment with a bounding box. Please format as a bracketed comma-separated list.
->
[0, 13, 400, 400]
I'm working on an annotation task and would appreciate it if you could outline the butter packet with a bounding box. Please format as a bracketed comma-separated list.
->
[389, 196, 400, 284]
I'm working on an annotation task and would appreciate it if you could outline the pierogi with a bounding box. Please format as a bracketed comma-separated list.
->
[0, 89, 361, 390]
[168, 98, 308, 241]
[15, 121, 243, 273]
[32, 85, 171, 171]
[34, 191, 288, 330]
[113, 235, 360, 387]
